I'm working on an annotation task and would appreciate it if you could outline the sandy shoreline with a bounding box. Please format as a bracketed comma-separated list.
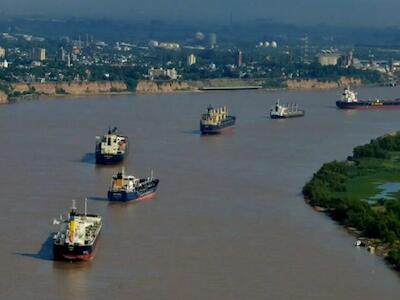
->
[0, 77, 370, 104]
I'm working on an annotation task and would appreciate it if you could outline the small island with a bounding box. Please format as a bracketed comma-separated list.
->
[303, 132, 400, 270]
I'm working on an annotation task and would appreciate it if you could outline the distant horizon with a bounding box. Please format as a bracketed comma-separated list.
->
[1, 13, 400, 31]
[1, 0, 400, 29]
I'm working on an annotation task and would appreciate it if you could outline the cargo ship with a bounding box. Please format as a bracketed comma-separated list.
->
[53, 200, 102, 261]
[108, 169, 160, 202]
[95, 127, 128, 164]
[336, 87, 400, 109]
[270, 99, 305, 119]
[200, 105, 236, 134]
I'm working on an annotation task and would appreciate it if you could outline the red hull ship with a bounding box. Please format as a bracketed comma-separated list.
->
[53, 200, 102, 261]
[336, 88, 400, 109]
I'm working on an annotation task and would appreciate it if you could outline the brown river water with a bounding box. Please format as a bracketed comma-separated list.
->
[0, 86, 400, 299]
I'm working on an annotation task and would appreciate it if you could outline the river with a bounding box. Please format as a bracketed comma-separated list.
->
[0, 86, 399, 299]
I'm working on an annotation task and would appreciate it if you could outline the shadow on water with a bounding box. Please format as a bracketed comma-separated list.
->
[183, 128, 237, 136]
[200, 129, 236, 138]
[326, 105, 339, 109]
[87, 196, 155, 205]
[78, 157, 125, 169]
[87, 196, 108, 202]
[80, 153, 96, 164]
[17, 233, 54, 261]
[182, 129, 201, 135]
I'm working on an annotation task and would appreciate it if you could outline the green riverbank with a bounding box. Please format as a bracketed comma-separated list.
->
[303, 132, 400, 270]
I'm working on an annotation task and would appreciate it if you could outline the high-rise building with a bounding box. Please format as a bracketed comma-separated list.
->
[237, 50, 243, 67]
[209, 33, 217, 49]
[187, 54, 196, 66]
[302, 35, 309, 63]
[32, 48, 46, 61]
[57, 47, 66, 62]
[347, 51, 354, 67]
[66, 54, 71, 67]
[0, 47, 5, 58]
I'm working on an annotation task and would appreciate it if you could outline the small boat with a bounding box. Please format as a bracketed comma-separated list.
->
[108, 169, 159, 202]
[53, 199, 102, 261]
[270, 99, 305, 119]
[95, 127, 128, 164]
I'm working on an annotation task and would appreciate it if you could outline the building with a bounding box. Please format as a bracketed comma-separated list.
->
[0, 60, 8, 68]
[318, 51, 341, 66]
[32, 48, 46, 61]
[195, 32, 205, 40]
[187, 54, 196, 66]
[148, 68, 165, 80]
[31, 61, 42, 67]
[57, 47, 66, 62]
[72, 47, 81, 55]
[148, 40, 159, 48]
[209, 33, 217, 49]
[158, 42, 180, 50]
[166, 68, 178, 80]
[148, 67, 178, 80]
[66, 54, 71, 67]
[340, 51, 354, 68]
[0, 47, 5, 58]
[237, 50, 243, 67]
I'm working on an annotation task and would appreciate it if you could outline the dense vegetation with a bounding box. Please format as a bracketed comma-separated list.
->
[303, 132, 400, 269]
[297, 63, 381, 84]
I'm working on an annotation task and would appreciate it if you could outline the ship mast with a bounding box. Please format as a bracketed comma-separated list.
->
[71, 199, 76, 212]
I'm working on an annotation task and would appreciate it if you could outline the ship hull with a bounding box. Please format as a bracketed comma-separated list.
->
[95, 152, 126, 164]
[270, 112, 305, 119]
[336, 101, 400, 109]
[53, 238, 98, 261]
[200, 116, 236, 134]
[108, 180, 159, 202]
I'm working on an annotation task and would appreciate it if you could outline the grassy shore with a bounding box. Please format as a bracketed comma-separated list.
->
[303, 132, 400, 270]
[333, 154, 400, 201]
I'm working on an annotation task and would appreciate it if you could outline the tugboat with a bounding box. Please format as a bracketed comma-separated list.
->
[53, 199, 102, 261]
[95, 127, 128, 164]
[336, 87, 400, 109]
[270, 99, 305, 119]
[200, 105, 236, 134]
[108, 168, 160, 202]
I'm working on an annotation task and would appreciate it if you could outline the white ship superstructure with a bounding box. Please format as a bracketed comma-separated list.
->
[270, 99, 305, 119]
[341, 88, 358, 103]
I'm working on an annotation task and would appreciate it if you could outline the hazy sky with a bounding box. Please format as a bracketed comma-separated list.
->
[0, 0, 398, 27]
